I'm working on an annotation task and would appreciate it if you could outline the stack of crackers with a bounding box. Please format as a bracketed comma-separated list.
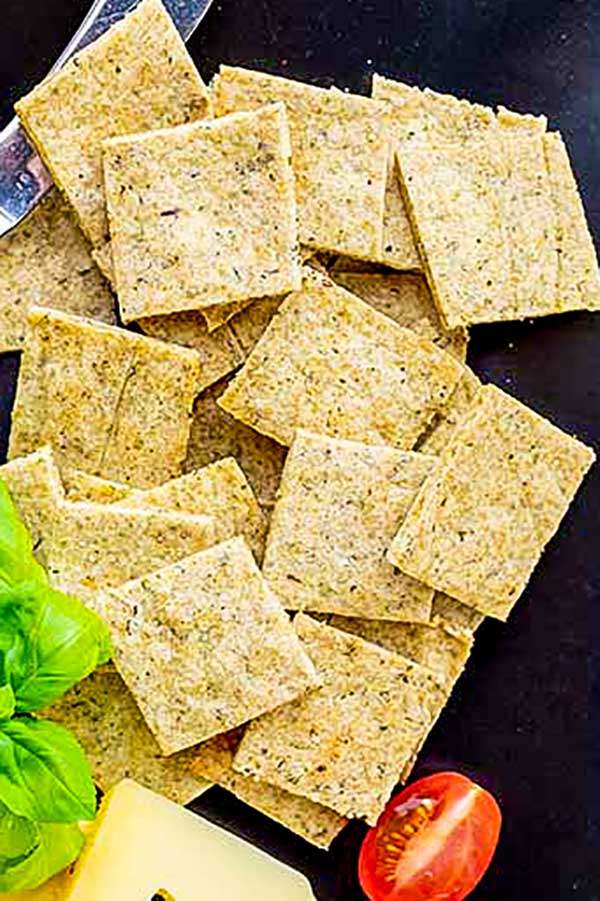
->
[0, 0, 596, 848]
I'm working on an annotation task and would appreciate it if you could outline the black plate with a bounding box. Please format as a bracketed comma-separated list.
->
[1, 1, 599, 897]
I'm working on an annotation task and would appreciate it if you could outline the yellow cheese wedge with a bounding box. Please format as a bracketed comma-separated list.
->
[63, 779, 315, 900]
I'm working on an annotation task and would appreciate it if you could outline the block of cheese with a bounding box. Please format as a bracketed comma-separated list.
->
[64, 780, 315, 900]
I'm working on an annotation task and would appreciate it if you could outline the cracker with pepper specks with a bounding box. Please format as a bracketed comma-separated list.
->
[9, 308, 200, 488]
[233, 614, 445, 824]
[263, 431, 436, 621]
[389, 384, 595, 620]
[101, 538, 319, 755]
[218, 272, 464, 449]
[212, 66, 390, 261]
[103, 103, 301, 322]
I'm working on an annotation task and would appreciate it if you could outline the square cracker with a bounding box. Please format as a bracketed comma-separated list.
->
[211, 66, 389, 260]
[331, 272, 467, 362]
[388, 384, 595, 620]
[185, 375, 287, 512]
[263, 431, 436, 621]
[15, 0, 211, 254]
[103, 103, 301, 322]
[218, 272, 464, 449]
[233, 614, 445, 823]
[45, 501, 215, 612]
[122, 458, 268, 563]
[0, 190, 115, 354]
[47, 665, 210, 805]
[101, 537, 319, 755]
[62, 470, 132, 504]
[0, 446, 65, 566]
[8, 307, 199, 488]
[191, 730, 347, 848]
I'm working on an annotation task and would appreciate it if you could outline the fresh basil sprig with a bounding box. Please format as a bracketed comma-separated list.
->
[0, 477, 112, 891]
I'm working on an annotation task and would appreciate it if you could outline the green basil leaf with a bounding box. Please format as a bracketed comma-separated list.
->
[0, 717, 97, 823]
[0, 821, 84, 893]
[0, 800, 40, 869]
[0, 685, 16, 720]
[0, 481, 47, 589]
[10, 587, 113, 713]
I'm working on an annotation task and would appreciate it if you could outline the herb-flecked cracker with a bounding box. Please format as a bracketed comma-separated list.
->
[321, 608, 475, 784]
[218, 274, 464, 449]
[122, 458, 268, 562]
[233, 614, 445, 823]
[0, 190, 115, 354]
[263, 432, 436, 621]
[374, 75, 600, 326]
[8, 307, 199, 488]
[185, 375, 287, 512]
[104, 103, 300, 322]
[191, 730, 347, 848]
[0, 446, 65, 566]
[332, 272, 468, 361]
[102, 537, 319, 755]
[389, 384, 596, 620]
[45, 501, 215, 612]
[496, 107, 558, 319]
[212, 66, 389, 260]
[15, 0, 211, 256]
[47, 666, 211, 804]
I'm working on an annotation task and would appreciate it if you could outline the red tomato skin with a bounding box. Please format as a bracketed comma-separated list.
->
[358, 772, 501, 901]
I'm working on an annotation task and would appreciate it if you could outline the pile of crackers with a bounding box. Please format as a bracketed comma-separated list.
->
[0, 0, 596, 847]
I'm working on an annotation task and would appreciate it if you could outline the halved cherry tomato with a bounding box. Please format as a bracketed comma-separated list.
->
[358, 772, 501, 901]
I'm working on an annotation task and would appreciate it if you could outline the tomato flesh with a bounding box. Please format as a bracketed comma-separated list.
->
[358, 772, 501, 901]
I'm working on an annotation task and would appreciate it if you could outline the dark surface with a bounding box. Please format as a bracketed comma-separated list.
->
[1, 1, 599, 898]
